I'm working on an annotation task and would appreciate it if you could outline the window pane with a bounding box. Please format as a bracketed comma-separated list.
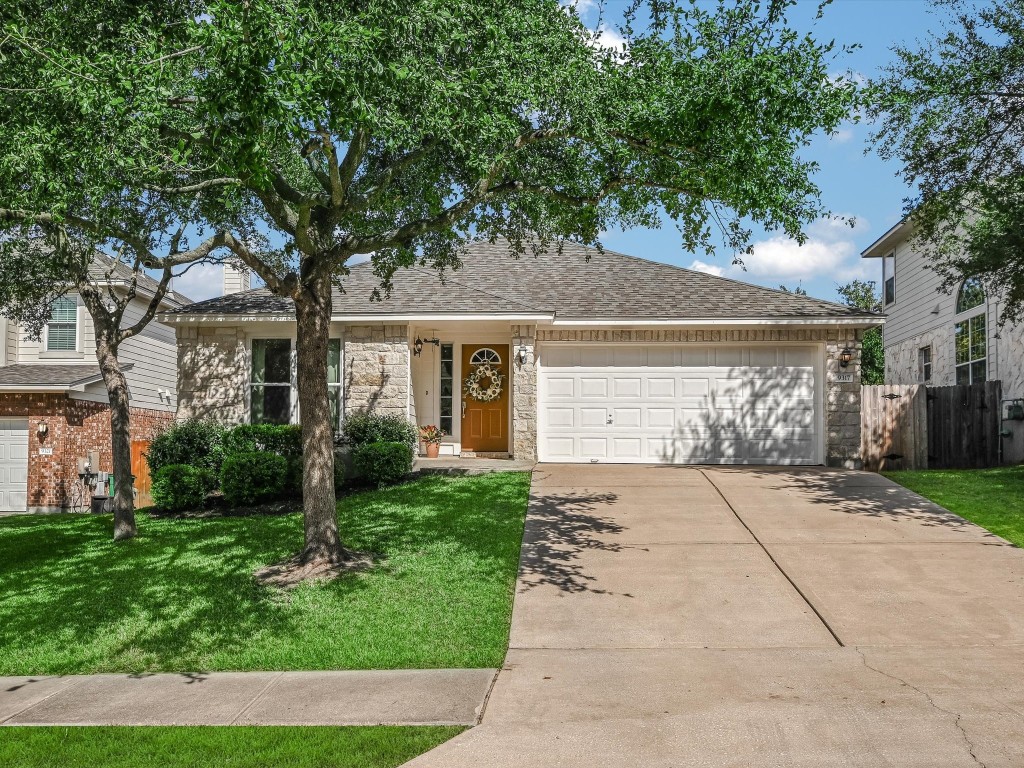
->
[50, 297, 76, 323]
[971, 360, 986, 383]
[955, 322, 969, 364]
[956, 365, 970, 385]
[327, 339, 341, 384]
[47, 297, 77, 351]
[439, 343, 453, 437]
[252, 339, 291, 384]
[970, 315, 986, 359]
[251, 385, 291, 424]
[884, 276, 895, 305]
[328, 384, 342, 430]
[956, 278, 985, 314]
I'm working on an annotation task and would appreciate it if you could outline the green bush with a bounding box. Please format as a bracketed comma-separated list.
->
[146, 419, 225, 475]
[151, 464, 216, 512]
[286, 453, 347, 498]
[341, 413, 417, 449]
[353, 442, 413, 487]
[222, 424, 302, 458]
[220, 451, 288, 507]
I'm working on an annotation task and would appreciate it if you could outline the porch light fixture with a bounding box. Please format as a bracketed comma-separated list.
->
[516, 344, 528, 367]
[36, 421, 48, 437]
[413, 336, 440, 357]
[838, 347, 854, 368]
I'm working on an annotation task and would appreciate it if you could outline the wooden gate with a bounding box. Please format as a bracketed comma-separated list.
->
[130, 440, 153, 508]
[861, 384, 928, 471]
[926, 381, 1002, 468]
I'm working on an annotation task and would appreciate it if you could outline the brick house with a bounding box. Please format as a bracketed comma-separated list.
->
[0, 257, 189, 512]
[163, 241, 882, 468]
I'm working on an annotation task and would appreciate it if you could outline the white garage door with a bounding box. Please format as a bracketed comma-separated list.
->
[538, 344, 821, 465]
[0, 419, 28, 511]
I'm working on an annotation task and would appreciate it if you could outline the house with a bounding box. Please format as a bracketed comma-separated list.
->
[862, 220, 1024, 462]
[162, 241, 881, 468]
[0, 255, 191, 512]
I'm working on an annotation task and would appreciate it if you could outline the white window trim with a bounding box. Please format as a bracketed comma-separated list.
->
[247, 335, 344, 427]
[40, 299, 84, 358]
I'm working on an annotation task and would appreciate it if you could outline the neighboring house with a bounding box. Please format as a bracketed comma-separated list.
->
[0, 255, 190, 512]
[163, 241, 881, 468]
[862, 220, 1024, 462]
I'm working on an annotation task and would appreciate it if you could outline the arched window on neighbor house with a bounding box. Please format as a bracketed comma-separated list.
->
[954, 278, 987, 385]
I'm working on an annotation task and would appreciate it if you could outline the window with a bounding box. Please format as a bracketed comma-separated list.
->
[439, 343, 454, 436]
[955, 314, 986, 385]
[46, 296, 77, 351]
[956, 278, 985, 314]
[918, 346, 932, 383]
[328, 338, 342, 431]
[251, 339, 292, 424]
[882, 253, 895, 306]
[469, 347, 501, 365]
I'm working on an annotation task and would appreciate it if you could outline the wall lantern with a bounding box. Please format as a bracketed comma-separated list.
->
[412, 336, 440, 357]
[516, 344, 528, 366]
[36, 421, 48, 437]
[838, 347, 854, 368]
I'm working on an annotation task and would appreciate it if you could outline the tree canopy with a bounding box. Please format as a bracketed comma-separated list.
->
[837, 279, 883, 385]
[869, 0, 1024, 322]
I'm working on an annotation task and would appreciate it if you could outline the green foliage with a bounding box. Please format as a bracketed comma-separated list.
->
[220, 451, 288, 506]
[0, 473, 530, 673]
[150, 464, 216, 512]
[146, 419, 226, 475]
[342, 413, 418, 449]
[0, 726, 465, 768]
[837, 279, 884, 385]
[222, 424, 303, 457]
[353, 443, 414, 488]
[868, 0, 1024, 322]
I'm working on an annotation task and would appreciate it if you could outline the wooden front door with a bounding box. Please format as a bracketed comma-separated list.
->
[131, 440, 153, 508]
[461, 344, 509, 452]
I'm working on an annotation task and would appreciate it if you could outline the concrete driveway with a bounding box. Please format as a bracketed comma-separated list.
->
[408, 464, 1024, 768]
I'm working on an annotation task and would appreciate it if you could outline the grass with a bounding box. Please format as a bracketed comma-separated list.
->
[0, 726, 464, 768]
[885, 465, 1024, 547]
[0, 472, 530, 675]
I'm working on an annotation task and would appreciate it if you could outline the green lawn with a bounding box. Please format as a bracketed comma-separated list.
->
[0, 726, 463, 768]
[0, 472, 530, 675]
[885, 465, 1024, 547]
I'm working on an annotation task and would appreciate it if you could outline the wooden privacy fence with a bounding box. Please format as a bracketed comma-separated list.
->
[861, 381, 1003, 471]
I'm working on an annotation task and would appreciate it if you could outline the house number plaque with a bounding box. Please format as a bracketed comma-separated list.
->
[834, 373, 855, 383]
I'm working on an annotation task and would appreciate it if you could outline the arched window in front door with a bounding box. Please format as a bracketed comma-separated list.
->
[469, 347, 502, 366]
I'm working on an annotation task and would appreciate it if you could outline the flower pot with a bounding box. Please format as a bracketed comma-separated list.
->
[425, 442, 440, 458]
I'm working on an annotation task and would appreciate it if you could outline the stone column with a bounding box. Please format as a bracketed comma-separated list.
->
[343, 324, 411, 418]
[511, 324, 537, 461]
[825, 328, 863, 469]
[176, 325, 248, 424]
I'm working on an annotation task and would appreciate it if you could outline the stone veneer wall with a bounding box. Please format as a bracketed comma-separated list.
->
[0, 393, 172, 512]
[534, 327, 864, 469]
[511, 324, 537, 461]
[176, 325, 249, 424]
[343, 324, 410, 418]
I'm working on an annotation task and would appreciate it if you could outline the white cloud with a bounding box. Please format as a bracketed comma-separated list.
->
[590, 23, 627, 54]
[171, 262, 222, 302]
[730, 215, 873, 284]
[349, 253, 372, 265]
[829, 126, 854, 144]
[687, 259, 725, 277]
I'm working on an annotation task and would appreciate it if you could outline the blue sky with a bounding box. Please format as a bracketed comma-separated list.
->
[174, 0, 939, 304]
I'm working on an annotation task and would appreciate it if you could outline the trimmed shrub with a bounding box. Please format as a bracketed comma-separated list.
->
[220, 451, 288, 507]
[341, 413, 417, 450]
[146, 419, 226, 475]
[222, 424, 302, 458]
[286, 453, 347, 498]
[151, 464, 216, 512]
[353, 442, 413, 488]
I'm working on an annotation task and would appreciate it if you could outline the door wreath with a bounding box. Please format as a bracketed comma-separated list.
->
[464, 363, 504, 402]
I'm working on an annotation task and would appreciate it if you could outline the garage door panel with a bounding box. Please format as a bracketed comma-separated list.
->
[539, 345, 820, 465]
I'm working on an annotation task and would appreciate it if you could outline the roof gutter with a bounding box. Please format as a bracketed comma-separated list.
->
[550, 317, 884, 328]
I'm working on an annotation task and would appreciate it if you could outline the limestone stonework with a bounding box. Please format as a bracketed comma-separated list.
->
[176, 325, 249, 424]
[343, 324, 410, 418]
[535, 327, 864, 468]
[511, 325, 537, 461]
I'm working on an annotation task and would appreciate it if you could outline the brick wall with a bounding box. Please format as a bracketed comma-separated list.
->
[0, 393, 173, 512]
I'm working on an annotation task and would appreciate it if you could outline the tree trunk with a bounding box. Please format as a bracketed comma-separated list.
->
[293, 269, 343, 563]
[95, 336, 137, 541]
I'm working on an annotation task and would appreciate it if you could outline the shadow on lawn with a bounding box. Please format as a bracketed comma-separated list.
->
[0, 472, 530, 676]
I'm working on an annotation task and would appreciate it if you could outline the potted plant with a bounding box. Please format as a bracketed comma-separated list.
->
[419, 425, 445, 458]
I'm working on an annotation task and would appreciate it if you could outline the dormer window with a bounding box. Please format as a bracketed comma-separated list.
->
[954, 278, 986, 385]
[46, 296, 78, 351]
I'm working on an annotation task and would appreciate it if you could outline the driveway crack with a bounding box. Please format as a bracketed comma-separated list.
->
[854, 648, 986, 768]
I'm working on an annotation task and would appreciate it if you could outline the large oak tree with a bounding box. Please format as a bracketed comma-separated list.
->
[2, 0, 857, 568]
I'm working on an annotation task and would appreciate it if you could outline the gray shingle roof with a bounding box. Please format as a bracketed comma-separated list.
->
[89, 253, 193, 307]
[168, 240, 878, 321]
[0, 363, 132, 389]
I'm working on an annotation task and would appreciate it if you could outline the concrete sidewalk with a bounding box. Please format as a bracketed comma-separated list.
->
[0, 668, 496, 726]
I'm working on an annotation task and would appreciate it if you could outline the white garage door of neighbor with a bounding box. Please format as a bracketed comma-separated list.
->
[0, 419, 28, 511]
[538, 344, 821, 465]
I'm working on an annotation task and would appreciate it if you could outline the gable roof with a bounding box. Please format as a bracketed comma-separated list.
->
[88, 253, 193, 308]
[0, 363, 133, 391]
[165, 240, 880, 323]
